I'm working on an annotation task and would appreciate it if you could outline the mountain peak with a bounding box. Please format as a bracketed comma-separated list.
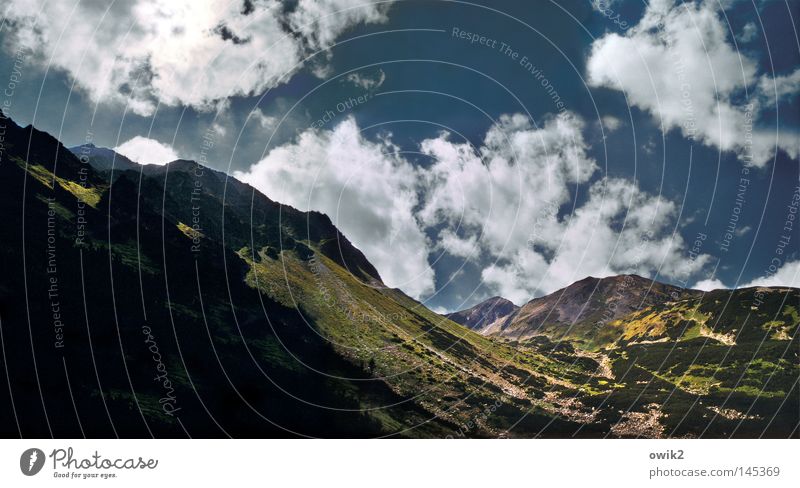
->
[486, 295, 515, 304]
[574, 273, 650, 284]
[561, 274, 674, 296]
[468, 274, 701, 341]
[68, 143, 139, 173]
[446, 295, 520, 333]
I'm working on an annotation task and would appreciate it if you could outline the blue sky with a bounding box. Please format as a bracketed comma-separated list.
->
[1, 0, 797, 312]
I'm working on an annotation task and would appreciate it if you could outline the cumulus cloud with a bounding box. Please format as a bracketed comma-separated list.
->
[234, 117, 434, 299]
[415, 112, 710, 300]
[287, 0, 390, 50]
[236, 111, 713, 303]
[591, 0, 623, 13]
[2, 0, 393, 115]
[418, 112, 597, 256]
[477, 177, 710, 302]
[601, 115, 622, 132]
[437, 230, 480, 260]
[694, 259, 800, 291]
[249, 108, 278, 130]
[694, 278, 726, 291]
[739, 22, 758, 43]
[115, 136, 179, 165]
[587, 0, 799, 166]
[759, 69, 800, 105]
[345, 69, 386, 90]
[742, 260, 800, 289]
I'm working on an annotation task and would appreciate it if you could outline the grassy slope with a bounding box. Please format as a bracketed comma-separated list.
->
[512, 287, 800, 437]
[238, 246, 617, 436]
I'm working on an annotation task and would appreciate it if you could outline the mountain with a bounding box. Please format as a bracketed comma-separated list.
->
[601, 286, 799, 346]
[446, 297, 519, 333]
[0, 112, 797, 439]
[448, 275, 701, 344]
[496, 275, 702, 345]
[447, 279, 799, 438]
[0, 114, 602, 438]
[69, 143, 140, 173]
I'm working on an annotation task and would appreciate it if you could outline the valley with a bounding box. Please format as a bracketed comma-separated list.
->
[0, 113, 796, 438]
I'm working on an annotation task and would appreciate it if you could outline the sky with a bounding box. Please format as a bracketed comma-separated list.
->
[1, 0, 798, 312]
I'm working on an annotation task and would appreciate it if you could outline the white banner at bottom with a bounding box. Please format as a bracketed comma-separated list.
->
[1, 439, 796, 487]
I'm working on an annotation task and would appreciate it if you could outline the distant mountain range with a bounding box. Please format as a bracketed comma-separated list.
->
[449, 273, 799, 348]
[0, 112, 797, 439]
[449, 275, 702, 345]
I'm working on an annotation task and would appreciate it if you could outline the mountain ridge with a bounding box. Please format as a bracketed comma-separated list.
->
[69, 143, 140, 173]
[66, 140, 384, 284]
[1, 113, 797, 439]
[448, 274, 705, 345]
[446, 296, 519, 334]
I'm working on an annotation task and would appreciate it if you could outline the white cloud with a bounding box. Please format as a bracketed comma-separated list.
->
[416, 112, 710, 299]
[287, 0, 390, 50]
[234, 117, 434, 299]
[586, 0, 799, 166]
[418, 112, 597, 257]
[235, 111, 713, 302]
[210, 122, 227, 137]
[345, 69, 386, 90]
[438, 230, 480, 259]
[742, 260, 800, 289]
[739, 21, 757, 43]
[249, 108, 278, 130]
[3, 0, 394, 116]
[591, 0, 623, 13]
[478, 177, 711, 300]
[601, 115, 622, 132]
[695, 260, 800, 290]
[480, 263, 538, 305]
[430, 305, 450, 315]
[115, 136, 179, 165]
[694, 278, 726, 291]
[759, 69, 800, 105]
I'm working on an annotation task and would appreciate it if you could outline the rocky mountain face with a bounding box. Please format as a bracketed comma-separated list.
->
[449, 275, 701, 343]
[0, 113, 797, 439]
[446, 296, 519, 334]
[503, 275, 700, 344]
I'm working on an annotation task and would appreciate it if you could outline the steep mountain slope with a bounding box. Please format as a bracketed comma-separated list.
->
[0, 114, 606, 438]
[0, 114, 417, 437]
[446, 297, 519, 333]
